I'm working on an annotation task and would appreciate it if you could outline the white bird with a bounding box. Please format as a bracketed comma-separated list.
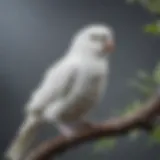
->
[5, 24, 115, 160]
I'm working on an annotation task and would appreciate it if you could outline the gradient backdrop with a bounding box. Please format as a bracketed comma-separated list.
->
[0, 0, 159, 159]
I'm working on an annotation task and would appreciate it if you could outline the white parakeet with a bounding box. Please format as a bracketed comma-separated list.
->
[5, 24, 115, 160]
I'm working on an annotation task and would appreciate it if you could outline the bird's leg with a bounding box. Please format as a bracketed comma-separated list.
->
[58, 123, 76, 137]
[57, 120, 93, 138]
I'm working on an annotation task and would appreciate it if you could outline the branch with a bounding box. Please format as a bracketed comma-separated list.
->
[26, 91, 160, 160]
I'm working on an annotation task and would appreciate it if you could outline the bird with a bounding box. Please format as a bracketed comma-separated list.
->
[5, 23, 115, 160]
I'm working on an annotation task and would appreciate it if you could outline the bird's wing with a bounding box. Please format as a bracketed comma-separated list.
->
[25, 59, 79, 114]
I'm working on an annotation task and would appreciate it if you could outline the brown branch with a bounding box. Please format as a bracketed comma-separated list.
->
[26, 92, 160, 160]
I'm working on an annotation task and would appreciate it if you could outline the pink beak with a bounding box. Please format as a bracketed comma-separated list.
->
[104, 39, 115, 53]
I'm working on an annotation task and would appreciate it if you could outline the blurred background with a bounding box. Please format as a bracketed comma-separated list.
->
[0, 0, 159, 159]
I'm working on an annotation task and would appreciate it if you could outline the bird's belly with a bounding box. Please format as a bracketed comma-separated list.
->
[59, 96, 95, 121]
[59, 75, 105, 122]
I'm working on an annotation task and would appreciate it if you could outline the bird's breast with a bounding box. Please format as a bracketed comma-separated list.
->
[83, 73, 104, 97]
[60, 73, 106, 121]
[56, 60, 108, 122]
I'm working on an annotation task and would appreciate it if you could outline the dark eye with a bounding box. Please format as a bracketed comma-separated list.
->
[90, 34, 106, 42]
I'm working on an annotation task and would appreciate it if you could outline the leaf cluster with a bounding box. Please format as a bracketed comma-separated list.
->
[94, 62, 160, 151]
[127, 0, 160, 35]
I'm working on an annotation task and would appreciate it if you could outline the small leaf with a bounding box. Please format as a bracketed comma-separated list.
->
[146, 0, 160, 14]
[129, 80, 154, 96]
[94, 138, 116, 152]
[149, 126, 160, 143]
[144, 21, 160, 35]
[120, 100, 142, 116]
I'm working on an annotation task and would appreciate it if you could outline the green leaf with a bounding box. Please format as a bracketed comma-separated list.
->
[129, 80, 154, 96]
[146, 0, 160, 14]
[137, 70, 156, 85]
[94, 138, 116, 152]
[120, 100, 142, 116]
[149, 126, 160, 143]
[126, 0, 160, 36]
[144, 21, 160, 35]
[153, 62, 160, 84]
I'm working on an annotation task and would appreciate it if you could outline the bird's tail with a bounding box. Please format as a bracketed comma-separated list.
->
[4, 114, 42, 160]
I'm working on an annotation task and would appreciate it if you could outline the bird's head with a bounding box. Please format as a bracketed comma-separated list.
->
[69, 24, 115, 57]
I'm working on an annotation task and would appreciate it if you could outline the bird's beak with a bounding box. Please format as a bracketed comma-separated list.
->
[103, 39, 115, 53]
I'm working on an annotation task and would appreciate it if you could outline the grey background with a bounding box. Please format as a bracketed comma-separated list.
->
[0, 0, 159, 159]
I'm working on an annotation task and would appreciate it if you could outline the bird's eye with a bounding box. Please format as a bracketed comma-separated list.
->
[90, 34, 99, 41]
[90, 34, 106, 42]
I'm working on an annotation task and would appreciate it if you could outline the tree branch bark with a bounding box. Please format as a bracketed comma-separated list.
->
[26, 91, 160, 160]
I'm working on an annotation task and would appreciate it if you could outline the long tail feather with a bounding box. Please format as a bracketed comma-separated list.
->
[5, 115, 42, 160]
